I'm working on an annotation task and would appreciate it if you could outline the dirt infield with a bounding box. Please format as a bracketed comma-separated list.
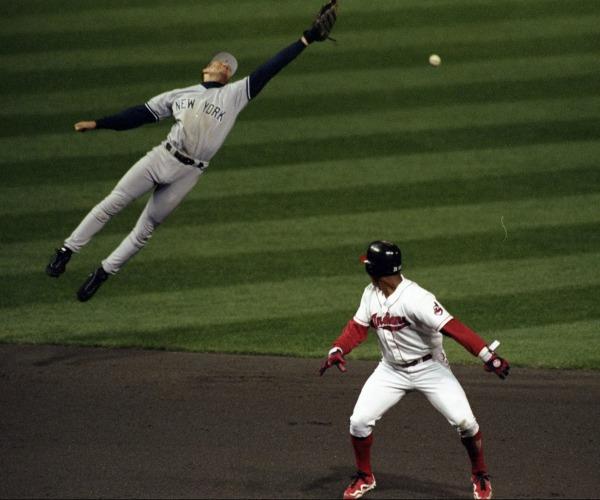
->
[0, 344, 598, 499]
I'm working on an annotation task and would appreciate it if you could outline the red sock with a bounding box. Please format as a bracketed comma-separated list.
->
[461, 430, 487, 474]
[351, 434, 373, 475]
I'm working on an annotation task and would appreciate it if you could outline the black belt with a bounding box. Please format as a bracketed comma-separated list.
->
[165, 143, 204, 168]
[397, 354, 433, 368]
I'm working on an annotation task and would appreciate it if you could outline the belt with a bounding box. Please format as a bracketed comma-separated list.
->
[397, 354, 433, 368]
[165, 143, 205, 169]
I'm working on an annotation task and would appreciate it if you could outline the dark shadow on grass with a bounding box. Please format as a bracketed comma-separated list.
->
[4, 220, 598, 309]
[4, 117, 599, 189]
[4, 33, 599, 94]
[4, 72, 600, 138]
[4, 161, 599, 243]
[17, 286, 600, 348]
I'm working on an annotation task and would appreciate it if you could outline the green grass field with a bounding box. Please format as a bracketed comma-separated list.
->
[1, 0, 599, 369]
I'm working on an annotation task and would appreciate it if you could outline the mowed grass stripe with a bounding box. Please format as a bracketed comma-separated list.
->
[3, 165, 598, 243]
[4, 192, 598, 279]
[2, 0, 318, 19]
[4, 221, 598, 309]
[0, 2, 600, 53]
[3, 53, 599, 118]
[6, 26, 600, 76]
[6, 94, 600, 159]
[4, 0, 599, 34]
[3, 315, 598, 371]
[3, 138, 599, 189]
[4, 18, 600, 74]
[5, 32, 599, 95]
[445, 320, 600, 369]
[2, 254, 599, 359]
[4, 140, 599, 212]
[2, 111, 600, 166]
[4, 74, 600, 138]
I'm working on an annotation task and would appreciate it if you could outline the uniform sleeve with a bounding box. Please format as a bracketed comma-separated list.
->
[224, 77, 251, 113]
[441, 318, 487, 357]
[95, 104, 157, 130]
[332, 320, 369, 355]
[248, 40, 306, 99]
[407, 292, 453, 332]
[352, 286, 372, 327]
[145, 89, 178, 121]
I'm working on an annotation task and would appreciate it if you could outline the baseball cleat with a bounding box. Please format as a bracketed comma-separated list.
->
[77, 266, 109, 302]
[46, 247, 73, 277]
[343, 471, 376, 499]
[471, 472, 492, 499]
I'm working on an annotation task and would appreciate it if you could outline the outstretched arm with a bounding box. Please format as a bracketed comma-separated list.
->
[248, 40, 307, 99]
[442, 318, 510, 379]
[441, 318, 487, 357]
[319, 319, 368, 375]
[74, 104, 157, 132]
[248, 0, 338, 99]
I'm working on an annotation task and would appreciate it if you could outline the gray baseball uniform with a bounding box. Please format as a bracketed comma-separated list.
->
[63, 39, 309, 274]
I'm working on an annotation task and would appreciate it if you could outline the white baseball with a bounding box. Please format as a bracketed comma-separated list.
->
[429, 54, 441, 67]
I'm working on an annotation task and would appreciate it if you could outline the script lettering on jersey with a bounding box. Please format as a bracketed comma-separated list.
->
[370, 313, 411, 332]
[203, 102, 226, 122]
[174, 98, 196, 111]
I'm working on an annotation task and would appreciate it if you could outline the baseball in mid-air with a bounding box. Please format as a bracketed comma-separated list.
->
[429, 54, 442, 67]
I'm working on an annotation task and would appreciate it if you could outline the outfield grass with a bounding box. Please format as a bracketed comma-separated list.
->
[1, 0, 599, 369]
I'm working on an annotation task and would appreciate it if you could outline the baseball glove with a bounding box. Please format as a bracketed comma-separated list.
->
[304, 0, 338, 43]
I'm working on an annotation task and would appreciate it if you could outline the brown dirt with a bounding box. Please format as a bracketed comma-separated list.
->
[0, 344, 598, 499]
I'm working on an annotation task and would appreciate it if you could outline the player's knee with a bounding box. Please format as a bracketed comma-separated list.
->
[349, 413, 375, 438]
[94, 191, 131, 220]
[455, 418, 479, 438]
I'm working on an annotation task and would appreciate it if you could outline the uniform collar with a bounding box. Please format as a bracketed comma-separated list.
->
[202, 81, 225, 89]
[381, 275, 410, 308]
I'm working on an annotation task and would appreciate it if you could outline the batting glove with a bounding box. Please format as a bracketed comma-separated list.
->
[484, 354, 510, 379]
[319, 347, 347, 376]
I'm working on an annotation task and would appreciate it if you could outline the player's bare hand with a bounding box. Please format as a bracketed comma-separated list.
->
[484, 354, 510, 379]
[319, 349, 347, 376]
[74, 121, 97, 132]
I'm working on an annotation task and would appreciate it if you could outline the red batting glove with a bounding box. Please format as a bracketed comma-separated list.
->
[484, 354, 510, 379]
[319, 348, 347, 376]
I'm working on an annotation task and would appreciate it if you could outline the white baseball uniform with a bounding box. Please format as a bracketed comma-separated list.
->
[347, 277, 479, 439]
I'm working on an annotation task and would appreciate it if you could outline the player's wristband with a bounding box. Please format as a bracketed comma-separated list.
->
[329, 346, 343, 356]
[477, 346, 493, 363]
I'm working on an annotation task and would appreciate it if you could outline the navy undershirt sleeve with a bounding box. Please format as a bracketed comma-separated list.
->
[248, 40, 307, 99]
[95, 104, 158, 131]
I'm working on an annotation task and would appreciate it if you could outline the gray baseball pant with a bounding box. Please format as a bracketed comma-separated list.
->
[64, 145, 202, 274]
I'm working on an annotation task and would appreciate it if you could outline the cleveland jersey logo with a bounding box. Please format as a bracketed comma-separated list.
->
[433, 302, 443, 316]
[370, 313, 411, 332]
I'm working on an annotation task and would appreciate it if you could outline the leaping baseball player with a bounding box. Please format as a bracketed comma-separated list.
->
[319, 241, 510, 500]
[45, 1, 338, 301]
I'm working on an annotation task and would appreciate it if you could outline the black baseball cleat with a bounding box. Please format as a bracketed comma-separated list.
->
[77, 266, 109, 302]
[46, 247, 73, 277]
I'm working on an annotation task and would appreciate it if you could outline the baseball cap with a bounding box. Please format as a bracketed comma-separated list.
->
[210, 52, 238, 77]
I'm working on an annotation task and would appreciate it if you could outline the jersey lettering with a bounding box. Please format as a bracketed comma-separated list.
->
[370, 313, 411, 332]
[174, 98, 196, 111]
[203, 102, 226, 122]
